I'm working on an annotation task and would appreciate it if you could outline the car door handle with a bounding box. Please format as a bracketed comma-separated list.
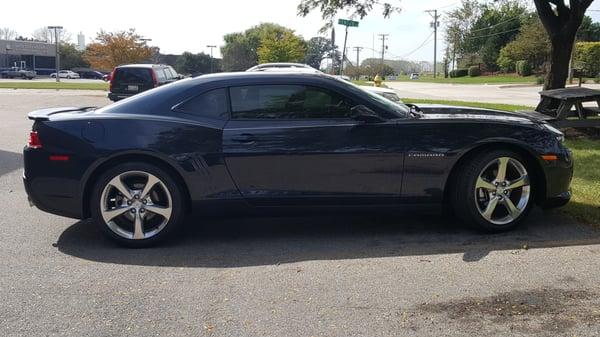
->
[231, 133, 256, 144]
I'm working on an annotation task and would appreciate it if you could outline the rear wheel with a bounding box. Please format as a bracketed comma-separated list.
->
[90, 162, 185, 247]
[452, 150, 534, 232]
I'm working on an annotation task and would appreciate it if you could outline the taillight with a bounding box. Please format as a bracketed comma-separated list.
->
[151, 69, 158, 87]
[28, 131, 42, 149]
[109, 68, 116, 91]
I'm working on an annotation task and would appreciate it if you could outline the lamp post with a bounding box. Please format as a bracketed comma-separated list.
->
[48, 26, 63, 83]
[206, 45, 216, 73]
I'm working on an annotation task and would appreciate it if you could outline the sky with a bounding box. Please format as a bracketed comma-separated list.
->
[3, 0, 600, 65]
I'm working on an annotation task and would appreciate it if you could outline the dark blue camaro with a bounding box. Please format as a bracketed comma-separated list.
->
[23, 72, 573, 246]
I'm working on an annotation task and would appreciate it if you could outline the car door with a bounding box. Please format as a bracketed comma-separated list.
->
[222, 84, 404, 206]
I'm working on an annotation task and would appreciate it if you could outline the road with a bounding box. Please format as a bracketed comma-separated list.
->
[387, 81, 600, 107]
[1, 89, 600, 337]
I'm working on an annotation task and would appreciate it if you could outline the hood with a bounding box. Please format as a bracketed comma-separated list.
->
[415, 104, 555, 124]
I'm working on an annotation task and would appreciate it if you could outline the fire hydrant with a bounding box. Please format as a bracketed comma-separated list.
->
[374, 74, 383, 87]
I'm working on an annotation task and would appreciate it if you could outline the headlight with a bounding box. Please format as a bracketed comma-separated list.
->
[541, 123, 565, 143]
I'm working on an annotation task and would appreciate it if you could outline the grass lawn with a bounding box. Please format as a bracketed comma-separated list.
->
[391, 74, 537, 85]
[402, 98, 533, 112]
[0, 82, 108, 90]
[404, 97, 600, 226]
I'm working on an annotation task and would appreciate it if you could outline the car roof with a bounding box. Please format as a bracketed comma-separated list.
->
[116, 64, 171, 69]
[247, 63, 314, 71]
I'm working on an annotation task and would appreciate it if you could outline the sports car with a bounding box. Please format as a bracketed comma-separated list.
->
[23, 72, 573, 246]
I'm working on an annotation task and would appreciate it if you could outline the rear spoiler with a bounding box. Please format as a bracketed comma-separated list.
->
[28, 107, 97, 121]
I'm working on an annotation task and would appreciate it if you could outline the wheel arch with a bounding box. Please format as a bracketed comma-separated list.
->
[443, 140, 547, 206]
[81, 151, 191, 218]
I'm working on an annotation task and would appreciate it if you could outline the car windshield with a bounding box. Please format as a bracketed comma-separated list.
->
[338, 79, 410, 117]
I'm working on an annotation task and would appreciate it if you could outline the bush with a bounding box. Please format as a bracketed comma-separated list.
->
[596, 73, 600, 84]
[536, 76, 544, 85]
[516, 60, 532, 76]
[468, 66, 481, 77]
[449, 69, 468, 78]
[574, 42, 600, 77]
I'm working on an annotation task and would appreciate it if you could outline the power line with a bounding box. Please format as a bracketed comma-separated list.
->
[399, 32, 434, 58]
[468, 16, 524, 33]
[464, 27, 521, 40]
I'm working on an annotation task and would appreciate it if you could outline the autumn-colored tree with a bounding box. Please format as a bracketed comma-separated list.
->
[258, 29, 306, 63]
[83, 29, 152, 70]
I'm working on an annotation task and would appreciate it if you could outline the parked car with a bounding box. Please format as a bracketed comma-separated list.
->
[108, 64, 182, 102]
[359, 86, 403, 103]
[246, 63, 315, 71]
[409, 73, 420, 80]
[50, 70, 80, 79]
[23, 72, 573, 247]
[102, 72, 111, 82]
[0, 67, 36, 79]
[73, 69, 105, 79]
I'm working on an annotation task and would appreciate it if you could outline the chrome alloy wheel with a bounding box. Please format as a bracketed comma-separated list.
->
[100, 171, 172, 240]
[474, 157, 531, 225]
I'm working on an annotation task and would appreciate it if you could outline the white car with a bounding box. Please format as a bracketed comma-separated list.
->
[409, 73, 420, 80]
[49, 70, 80, 79]
[359, 85, 403, 103]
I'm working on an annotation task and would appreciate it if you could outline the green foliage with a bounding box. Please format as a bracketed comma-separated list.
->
[297, 0, 400, 32]
[515, 60, 532, 76]
[577, 16, 600, 42]
[468, 66, 481, 77]
[175, 52, 220, 75]
[59, 43, 89, 70]
[449, 69, 468, 78]
[304, 37, 332, 69]
[536, 76, 545, 85]
[573, 42, 600, 77]
[258, 29, 306, 64]
[221, 23, 306, 71]
[497, 18, 550, 72]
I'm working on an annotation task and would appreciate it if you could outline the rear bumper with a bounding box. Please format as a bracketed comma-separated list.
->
[23, 173, 82, 219]
[108, 92, 132, 102]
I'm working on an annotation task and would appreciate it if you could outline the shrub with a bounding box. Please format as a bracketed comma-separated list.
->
[449, 69, 468, 78]
[536, 76, 544, 85]
[596, 73, 600, 84]
[516, 60, 532, 76]
[574, 42, 600, 77]
[468, 66, 481, 77]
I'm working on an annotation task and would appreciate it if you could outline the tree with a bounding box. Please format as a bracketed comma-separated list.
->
[83, 29, 153, 70]
[258, 30, 306, 63]
[221, 23, 303, 71]
[60, 43, 89, 70]
[577, 15, 600, 41]
[297, 0, 400, 31]
[0, 28, 18, 40]
[497, 17, 550, 72]
[533, 0, 595, 90]
[175, 52, 220, 75]
[462, 1, 528, 71]
[32, 27, 71, 43]
[304, 36, 332, 69]
[444, 0, 482, 70]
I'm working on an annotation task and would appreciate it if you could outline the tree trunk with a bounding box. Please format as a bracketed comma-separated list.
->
[544, 32, 577, 90]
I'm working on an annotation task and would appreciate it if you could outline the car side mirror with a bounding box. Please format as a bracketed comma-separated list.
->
[350, 105, 385, 123]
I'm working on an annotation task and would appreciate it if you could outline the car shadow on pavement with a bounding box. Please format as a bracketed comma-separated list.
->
[56, 208, 600, 268]
[0, 149, 22, 177]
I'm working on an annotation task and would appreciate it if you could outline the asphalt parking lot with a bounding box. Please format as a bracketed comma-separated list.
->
[1, 89, 600, 337]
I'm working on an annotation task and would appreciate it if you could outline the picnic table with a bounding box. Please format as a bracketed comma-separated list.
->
[535, 87, 600, 120]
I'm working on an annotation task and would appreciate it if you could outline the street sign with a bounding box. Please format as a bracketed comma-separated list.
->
[338, 19, 359, 27]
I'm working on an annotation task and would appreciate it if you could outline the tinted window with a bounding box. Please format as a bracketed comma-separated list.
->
[154, 68, 167, 82]
[229, 85, 353, 119]
[175, 88, 229, 120]
[114, 68, 152, 83]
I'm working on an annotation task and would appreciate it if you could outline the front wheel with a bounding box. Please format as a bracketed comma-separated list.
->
[451, 150, 534, 232]
[90, 162, 185, 247]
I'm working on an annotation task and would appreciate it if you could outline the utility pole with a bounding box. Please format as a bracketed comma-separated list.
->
[206, 45, 216, 73]
[426, 9, 440, 78]
[378, 34, 389, 73]
[48, 26, 63, 83]
[353, 46, 363, 80]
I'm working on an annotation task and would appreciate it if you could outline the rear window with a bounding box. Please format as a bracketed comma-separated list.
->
[114, 68, 152, 83]
[174, 88, 229, 120]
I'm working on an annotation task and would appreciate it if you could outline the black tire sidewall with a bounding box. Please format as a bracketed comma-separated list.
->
[90, 162, 185, 247]
[453, 150, 534, 232]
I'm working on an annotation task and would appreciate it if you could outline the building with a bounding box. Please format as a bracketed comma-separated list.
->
[77, 33, 85, 51]
[0, 39, 56, 75]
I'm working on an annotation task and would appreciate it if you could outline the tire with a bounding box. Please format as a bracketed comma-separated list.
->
[90, 162, 186, 247]
[451, 150, 534, 232]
